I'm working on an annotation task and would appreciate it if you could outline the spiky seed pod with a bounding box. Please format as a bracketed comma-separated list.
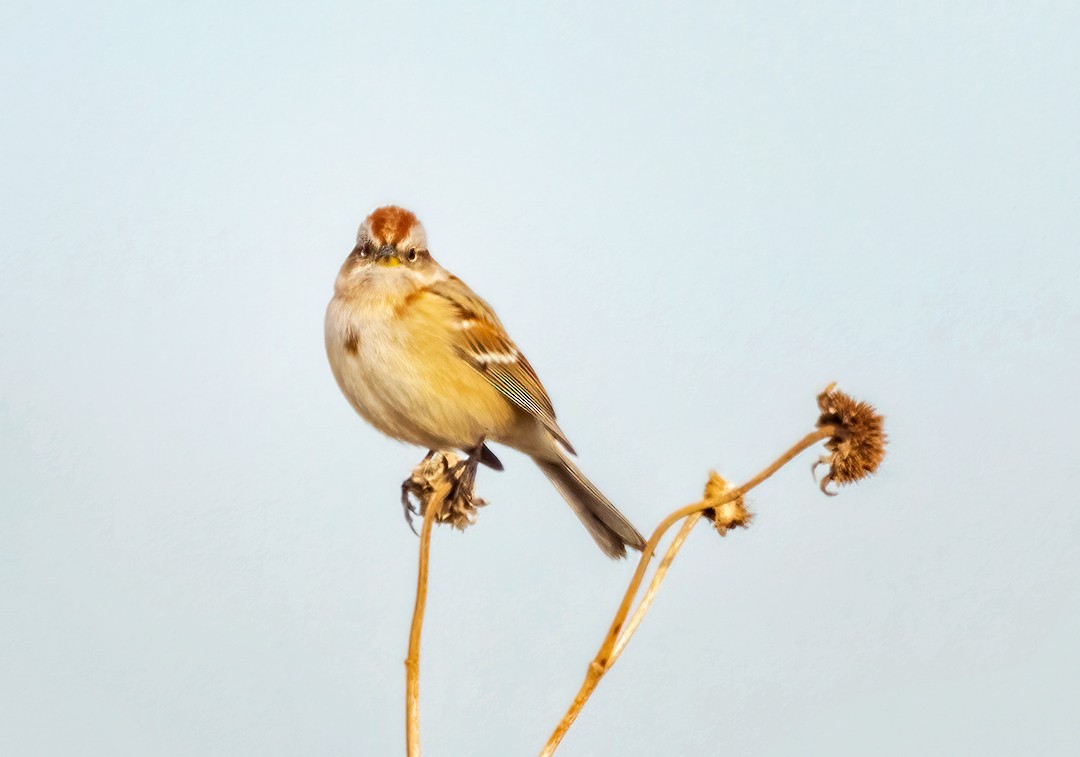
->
[814, 383, 887, 495]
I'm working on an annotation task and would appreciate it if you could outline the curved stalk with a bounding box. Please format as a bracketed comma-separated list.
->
[405, 487, 444, 757]
[611, 511, 703, 664]
[540, 426, 835, 756]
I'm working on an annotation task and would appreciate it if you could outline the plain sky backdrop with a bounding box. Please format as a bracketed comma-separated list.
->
[2, 1, 1078, 755]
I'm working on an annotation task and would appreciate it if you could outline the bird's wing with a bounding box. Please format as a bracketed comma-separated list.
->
[427, 275, 575, 454]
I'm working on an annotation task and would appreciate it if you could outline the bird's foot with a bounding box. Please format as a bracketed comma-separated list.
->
[400, 480, 420, 535]
[448, 439, 486, 503]
[400, 449, 438, 535]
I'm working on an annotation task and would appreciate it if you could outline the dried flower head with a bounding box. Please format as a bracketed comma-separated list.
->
[402, 452, 487, 531]
[702, 472, 753, 536]
[814, 383, 887, 495]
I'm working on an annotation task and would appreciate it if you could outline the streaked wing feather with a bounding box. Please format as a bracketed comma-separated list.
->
[428, 276, 574, 451]
[459, 321, 553, 418]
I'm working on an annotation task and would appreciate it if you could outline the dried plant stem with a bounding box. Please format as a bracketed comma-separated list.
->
[540, 426, 835, 756]
[611, 511, 703, 664]
[405, 484, 446, 757]
[729, 427, 835, 501]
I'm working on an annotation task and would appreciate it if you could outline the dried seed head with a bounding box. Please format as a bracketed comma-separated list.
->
[814, 383, 887, 495]
[702, 472, 753, 536]
[403, 452, 486, 531]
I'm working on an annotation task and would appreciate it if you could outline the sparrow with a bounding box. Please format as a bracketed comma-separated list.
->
[325, 206, 646, 558]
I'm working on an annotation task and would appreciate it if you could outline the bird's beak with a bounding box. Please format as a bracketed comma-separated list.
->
[375, 244, 400, 267]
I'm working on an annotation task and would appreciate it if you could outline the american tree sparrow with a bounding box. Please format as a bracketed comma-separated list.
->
[325, 206, 645, 557]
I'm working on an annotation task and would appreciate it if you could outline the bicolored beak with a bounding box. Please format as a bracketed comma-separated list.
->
[375, 244, 400, 267]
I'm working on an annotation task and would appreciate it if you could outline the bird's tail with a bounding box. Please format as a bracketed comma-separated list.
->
[535, 454, 646, 559]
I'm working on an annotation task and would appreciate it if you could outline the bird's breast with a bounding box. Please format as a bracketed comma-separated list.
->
[325, 296, 416, 440]
[325, 293, 517, 450]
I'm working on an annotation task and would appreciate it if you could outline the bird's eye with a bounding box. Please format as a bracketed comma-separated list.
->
[407, 248, 418, 262]
[355, 244, 369, 258]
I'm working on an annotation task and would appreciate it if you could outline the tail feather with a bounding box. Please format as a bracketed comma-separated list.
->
[535, 455, 646, 559]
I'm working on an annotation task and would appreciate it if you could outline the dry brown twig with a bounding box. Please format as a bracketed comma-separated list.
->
[401, 452, 486, 757]
[399, 385, 886, 757]
[539, 383, 886, 755]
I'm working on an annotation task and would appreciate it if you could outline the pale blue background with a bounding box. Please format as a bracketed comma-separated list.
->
[2, 2, 1078, 755]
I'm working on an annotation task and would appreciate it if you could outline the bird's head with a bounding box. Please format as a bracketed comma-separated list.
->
[336, 205, 437, 296]
[353, 205, 430, 268]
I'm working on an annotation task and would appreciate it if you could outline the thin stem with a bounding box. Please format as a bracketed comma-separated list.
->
[540, 425, 835, 756]
[405, 486, 444, 757]
[538, 509, 691, 757]
[610, 511, 703, 664]
[731, 427, 834, 499]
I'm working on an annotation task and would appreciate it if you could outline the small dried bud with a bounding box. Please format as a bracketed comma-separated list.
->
[702, 472, 753, 536]
[814, 383, 887, 495]
[403, 452, 486, 531]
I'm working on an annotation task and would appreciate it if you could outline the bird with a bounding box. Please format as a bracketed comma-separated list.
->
[325, 205, 646, 558]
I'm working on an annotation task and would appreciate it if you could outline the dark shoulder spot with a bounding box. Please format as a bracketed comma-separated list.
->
[343, 330, 360, 355]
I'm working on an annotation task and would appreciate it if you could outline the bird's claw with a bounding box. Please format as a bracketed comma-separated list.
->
[399, 443, 486, 536]
[400, 480, 420, 536]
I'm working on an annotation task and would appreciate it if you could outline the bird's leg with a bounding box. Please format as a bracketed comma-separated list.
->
[449, 438, 486, 502]
[400, 449, 437, 536]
